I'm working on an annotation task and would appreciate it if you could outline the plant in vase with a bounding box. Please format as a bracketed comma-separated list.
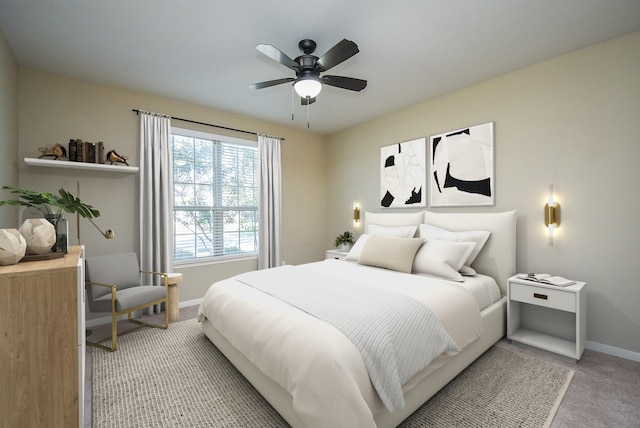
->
[334, 230, 355, 251]
[0, 186, 107, 253]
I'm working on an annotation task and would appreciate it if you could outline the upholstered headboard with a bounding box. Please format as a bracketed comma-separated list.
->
[364, 210, 516, 294]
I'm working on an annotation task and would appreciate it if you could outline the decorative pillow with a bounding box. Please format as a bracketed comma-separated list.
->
[459, 265, 477, 276]
[358, 236, 423, 273]
[367, 224, 417, 238]
[419, 223, 490, 267]
[412, 239, 477, 282]
[344, 234, 371, 261]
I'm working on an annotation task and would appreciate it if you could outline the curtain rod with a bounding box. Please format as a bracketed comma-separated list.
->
[131, 109, 284, 141]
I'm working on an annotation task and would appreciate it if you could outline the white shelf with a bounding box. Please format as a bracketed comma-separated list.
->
[509, 328, 577, 359]
[24, 157, 138, 173]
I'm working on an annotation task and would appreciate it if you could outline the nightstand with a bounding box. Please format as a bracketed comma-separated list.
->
[507, 275, 586, 361]
[325, 249, 349, 260]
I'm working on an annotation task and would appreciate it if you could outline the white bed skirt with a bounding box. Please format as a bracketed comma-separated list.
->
[201, 296, 506, 428]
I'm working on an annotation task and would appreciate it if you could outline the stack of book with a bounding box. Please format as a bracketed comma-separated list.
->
[68, 139, 105, 164]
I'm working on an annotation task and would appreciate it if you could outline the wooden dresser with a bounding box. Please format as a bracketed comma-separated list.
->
[0, 246, 85, 428]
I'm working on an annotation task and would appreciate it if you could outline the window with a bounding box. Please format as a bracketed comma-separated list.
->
[171, 128, 259, 263]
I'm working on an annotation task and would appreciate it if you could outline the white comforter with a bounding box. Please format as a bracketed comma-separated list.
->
[197, 260, 484, 428]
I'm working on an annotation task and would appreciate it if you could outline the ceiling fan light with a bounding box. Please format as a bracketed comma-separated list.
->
[294, 78, 322, 98]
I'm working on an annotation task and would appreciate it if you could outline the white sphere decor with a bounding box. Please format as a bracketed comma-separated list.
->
[19, 218, 56, 255]
[0, 228, 27, 265]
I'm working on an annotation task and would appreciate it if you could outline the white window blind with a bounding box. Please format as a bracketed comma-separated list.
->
[172, 128, 258, 263]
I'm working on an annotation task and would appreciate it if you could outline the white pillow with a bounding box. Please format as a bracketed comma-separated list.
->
[358, 236, 424, 273]
[344, 234, 371, 261]
[459, 265, 477, 276]
[368, 224, 417, 238]
[419, 223, 490, 267]
[412, 239, 476, 282]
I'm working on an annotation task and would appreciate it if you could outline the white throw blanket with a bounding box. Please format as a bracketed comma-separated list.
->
[235, 265, 458, 411]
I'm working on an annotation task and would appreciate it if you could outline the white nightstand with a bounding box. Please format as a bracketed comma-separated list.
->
[507, 275, 586, 361]
[325, 249, 349, 260]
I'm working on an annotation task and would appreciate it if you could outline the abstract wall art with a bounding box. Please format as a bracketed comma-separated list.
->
[380, 138, 426, 208]
[429, 122, 494, 207]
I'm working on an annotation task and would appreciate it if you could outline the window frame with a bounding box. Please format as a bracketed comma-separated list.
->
[171, 126, 259, 266]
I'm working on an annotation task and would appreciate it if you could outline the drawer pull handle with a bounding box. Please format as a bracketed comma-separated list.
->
[533, 293, 548, 300]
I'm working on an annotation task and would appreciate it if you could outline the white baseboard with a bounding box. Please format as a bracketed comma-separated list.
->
[85, 298, 204, 328]
[586, 340, 640, 362]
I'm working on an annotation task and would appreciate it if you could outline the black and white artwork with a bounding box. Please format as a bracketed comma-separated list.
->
[430, 122, 494, 207]
[380, 138, 426, 208]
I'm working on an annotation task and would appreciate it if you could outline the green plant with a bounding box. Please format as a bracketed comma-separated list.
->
[334, 230, 355, 247]
[0, 185, 100, 221]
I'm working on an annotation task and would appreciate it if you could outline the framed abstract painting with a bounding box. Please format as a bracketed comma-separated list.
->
[429, 122, 494, 207]
[380, 137, 426, 208]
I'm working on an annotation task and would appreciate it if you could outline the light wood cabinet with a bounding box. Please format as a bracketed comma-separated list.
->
[0, 246, 85, 428]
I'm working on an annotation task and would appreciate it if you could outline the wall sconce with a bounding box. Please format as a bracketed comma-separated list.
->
[76, 181, 114, 241]
[544, 184, 560, 245]
[88, 217, 115, 239]
[353, 201, 360, 225]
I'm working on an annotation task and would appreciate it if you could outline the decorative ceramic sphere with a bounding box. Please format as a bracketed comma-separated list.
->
[19, 218, 56, 255]
[0, 228, 27, 265]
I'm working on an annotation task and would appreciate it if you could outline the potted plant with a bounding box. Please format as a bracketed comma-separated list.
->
[0, 185, 101, 221]
[334, 230, 355, 251]
[0, 185, 106, 252]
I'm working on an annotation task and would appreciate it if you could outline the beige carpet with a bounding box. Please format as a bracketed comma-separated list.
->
[93, 319, 574, 427]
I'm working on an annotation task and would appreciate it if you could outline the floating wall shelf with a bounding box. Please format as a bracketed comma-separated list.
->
[24, 157, 139, 173]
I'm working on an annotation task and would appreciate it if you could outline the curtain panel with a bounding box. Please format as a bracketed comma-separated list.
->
[139, 111, 173, 313]
[258, 135, 283, 269]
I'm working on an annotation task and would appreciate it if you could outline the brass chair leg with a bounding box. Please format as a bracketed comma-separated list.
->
[87, 302, 170, 352]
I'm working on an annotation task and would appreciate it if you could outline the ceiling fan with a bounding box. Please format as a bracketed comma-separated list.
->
[249, 38, 367, 106]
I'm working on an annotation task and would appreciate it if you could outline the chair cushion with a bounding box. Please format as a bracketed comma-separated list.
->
[85, 252, 141, 300]
[91, 285, 167, 313]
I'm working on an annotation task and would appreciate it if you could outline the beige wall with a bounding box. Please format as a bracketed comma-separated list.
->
[16, 70, 327, 318]
[326, 32, 640, 354]
[0, 27, 18, 226]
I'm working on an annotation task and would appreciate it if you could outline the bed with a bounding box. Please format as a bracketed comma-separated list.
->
[197, 210, 516, 427]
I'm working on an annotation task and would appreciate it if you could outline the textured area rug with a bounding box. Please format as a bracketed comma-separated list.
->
[93, 319, 573, 428]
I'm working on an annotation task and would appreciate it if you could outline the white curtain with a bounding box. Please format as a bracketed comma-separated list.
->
[258, 135, 283, 269]
[139, 111, 173, 313]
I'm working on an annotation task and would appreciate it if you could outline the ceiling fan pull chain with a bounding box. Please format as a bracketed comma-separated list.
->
[291, 85, 294, 121]
[307, 98, 310, 128]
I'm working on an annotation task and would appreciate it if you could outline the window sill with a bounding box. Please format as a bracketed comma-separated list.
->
[174, 254, 258, 269]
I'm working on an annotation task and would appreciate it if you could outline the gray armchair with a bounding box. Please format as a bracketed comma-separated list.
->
[85, 252, 169, 351]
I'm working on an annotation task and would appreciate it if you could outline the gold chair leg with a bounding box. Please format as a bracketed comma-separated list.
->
[87, 303, 170, 352]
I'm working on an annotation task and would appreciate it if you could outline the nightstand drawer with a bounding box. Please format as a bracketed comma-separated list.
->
[510, 282, 576, 312]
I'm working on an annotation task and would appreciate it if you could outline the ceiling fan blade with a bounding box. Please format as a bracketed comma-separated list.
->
[249, 77, 294, 90]
[256, 44, 300, 71]
[300, 97, 316, 106]
[322, 75, 367, 92]
[317, 39, 359, 71]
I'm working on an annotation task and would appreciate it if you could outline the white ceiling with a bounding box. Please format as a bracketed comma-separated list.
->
[1, 0, 639, 135]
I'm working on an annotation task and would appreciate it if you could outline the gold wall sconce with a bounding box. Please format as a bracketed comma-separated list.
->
[353, 201, 360, 225]
[88, 217, 115, 239]
[544, 184, 560, 245]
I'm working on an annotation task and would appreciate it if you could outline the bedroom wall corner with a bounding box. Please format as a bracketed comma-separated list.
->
[16, 69, 328, 319]
[0, 26, 19, 228]
[325, 31, 640, 355]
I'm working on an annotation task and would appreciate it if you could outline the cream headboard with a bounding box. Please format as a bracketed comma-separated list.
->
[364, 210, 516, 294]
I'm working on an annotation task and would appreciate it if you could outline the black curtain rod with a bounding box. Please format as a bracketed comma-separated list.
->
[131, 109, 284, 141]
